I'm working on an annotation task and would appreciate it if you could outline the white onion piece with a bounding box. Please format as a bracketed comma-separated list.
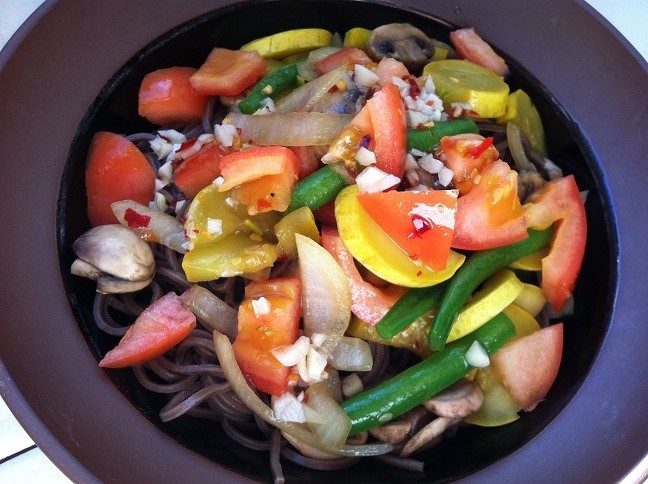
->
[272, 392, 306, 423]
[111, 200, 187, 253]
[354, 64, 379, 87]
[323, 368, 344, 402]
[228, 112, 353, 146]
[355, 166, 401, 194]
[304, 382, 352, 449]
[438, 167, 455, 187]
[342, 373, 364, 398]
[271, 336, 311, 367]
[465, 341, 490, 368]
[276, 64, 347, 113]
[212, 331, 393, 456]
[354, 146, 377, 167]
[296, 234, 351, 354]
[179, 285, 238, 340]
[328, 337, 373, 372]
[419, 154, 444, 174]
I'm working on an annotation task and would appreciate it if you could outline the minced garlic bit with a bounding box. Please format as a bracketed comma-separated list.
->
[409, 199, 457, 231]
[212, 176, 225, 187]
[251, 296, 271, 317]
[206, 218, 223, 235]
[395, 74, 446, 128]
[254, 97, 276, 115]
[214, 123, 238, 147]
[272, 392, 306, 423]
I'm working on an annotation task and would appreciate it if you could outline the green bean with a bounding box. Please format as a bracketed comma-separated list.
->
[407, 118, 479, 152]
[342, 313, 515, 435]
[286, 164, 350, 213]
[375, 283, 446, 340]
[427, 228, 554, 351]
[238, 63, 299, 114]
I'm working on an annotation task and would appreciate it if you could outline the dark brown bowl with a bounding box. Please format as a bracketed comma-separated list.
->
[1, 1, 646, 482]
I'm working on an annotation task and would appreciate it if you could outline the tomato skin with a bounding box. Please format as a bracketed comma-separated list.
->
[86, 132, 156, 226]
[315, 47, 373, 74]
[366, 83, 407, 177]
[438, 134, 499, 195]
[173, 142, 229, 198]
[452, 159, 528, 250]
[289, 146, 321, 180]
[491, 323, 563, 411]
[232, 277, 301, 395]
[321, 225, 405, 325]
[374, 57, 409, 86]
[357, 189, 458, 271]
[138, 67, 209, 126]
[190, 48, 267, 96]
[99, 293, 197, 368]
[449, 27, 509, 77]
[524, 175, 587, 311]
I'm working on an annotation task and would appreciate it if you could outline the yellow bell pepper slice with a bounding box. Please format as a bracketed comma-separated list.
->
[423, 59, 510, 118]
[241, 28, 333, 59]
[496, 89, 547, 155]
[464, 366, 521, 427]
[335, 185, 465, 288]
[274, 206, 320, 260]
[503, 303, 541, 338]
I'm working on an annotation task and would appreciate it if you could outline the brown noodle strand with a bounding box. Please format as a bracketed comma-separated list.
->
[270, 429, 286, 484]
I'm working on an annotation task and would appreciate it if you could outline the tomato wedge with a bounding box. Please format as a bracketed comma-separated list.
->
[449, 27, 509, 77]
[315, 47, 373, 74]
[366, 83, 407, 177]
[190, 48, 267, 96]
[86, 131, 156, 226]
[99, 293, 197, 368]
[321, 225, 405, 325]
[357, 189, 458, 271]
[374, 58, 409, 86]
[232, 277, 301, 395]
[438, 133, 499, 195]
[491, 323, 563, 411]
[173, 142, 229, 198]
[524, 175, 587, 311]
[138, 67, 209, 126]
[452, 159, 527, 250]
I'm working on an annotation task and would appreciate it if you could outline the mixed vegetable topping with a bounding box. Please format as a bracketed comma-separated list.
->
[72, 22, 587, 478]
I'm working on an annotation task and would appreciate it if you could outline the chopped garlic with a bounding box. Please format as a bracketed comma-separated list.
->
[251, 296, 271, 317]
[212, 176, 224, 187]
[273, 392, 306, 423]
[306, 347, 328, 381]
[342, 373, 364, 398]
[438, 166, 454, 187]
[158, 129, 186, 144]
[419, 154, 444, 174]
[149, 137, 174, 160]
[356, 166, 401, 194]
[214, 123, 238, 147]
[254, 97, 276, 115]
[206, 218, 223, 235]
[272, 336, 311, 367]
[310, 333, 327, 349]
[354, 146, 377, 167]
[466, 341, 490, 368]
[354, 64, 380, 87]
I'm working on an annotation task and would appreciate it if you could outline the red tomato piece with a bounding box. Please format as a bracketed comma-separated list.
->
[289, 146, 321, 180]
[313, 201, 338, 226]
[449, 27, 509, 77]
[232, 277, 301, 395]
[85, 131, 156, 226]
[357, 190, 458, 271]
[366, 83, 407, 177]
[452, 159, 528, 250]
[315, 47, 373, 74]
[491, 323, 563, 411]
[374, 57, 409, 86]
[173, 142, 229, 198]
[438, 133, 499, 195]
[524, 175, 587, 311]
[99, 293, 197, 368]
[138, 67, 209, 126]
[190, 48, 267, 96]
[321, 225, 405, 325]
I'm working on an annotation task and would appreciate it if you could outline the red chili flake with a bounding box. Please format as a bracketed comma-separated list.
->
[328, 85, 340, 93]
[277, 253, 288, 263]
[407, 214, 432, 239]
[416, 270, 423, 277]
[404, 75, 421, 98]
[124, 208, 151, 229]
[470, 136, 494, 159]
[257, 199, 272, 211]
[178, 137, 198, 152]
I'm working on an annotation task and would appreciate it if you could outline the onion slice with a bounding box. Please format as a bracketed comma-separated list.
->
[276, 65, 347, 113]
[296, 234, 351, 353]
[228, 112, 353, 146]
[112, 200, 187, 253]
[328, 336, 373, 372]
[213, 331, 393, 457]
[179, 285, 238, 340]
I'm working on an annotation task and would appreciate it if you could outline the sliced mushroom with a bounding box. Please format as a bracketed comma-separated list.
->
[367, 23, 436, 73]
[423, 379, 484, 419]
[400, 406, 434, 436]
[71, 224, 155, 293]
[280, 430, 368, 460]
[400, 417, 458, 457]
[369, 420, 412, 444]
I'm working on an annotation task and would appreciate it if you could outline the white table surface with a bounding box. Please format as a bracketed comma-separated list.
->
[1, 0, 647, 482]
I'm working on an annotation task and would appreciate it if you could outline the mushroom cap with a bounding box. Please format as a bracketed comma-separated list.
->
[71, 224, 155, 293]
[367, 23, 435, 73]
[422, 379, 484, 418]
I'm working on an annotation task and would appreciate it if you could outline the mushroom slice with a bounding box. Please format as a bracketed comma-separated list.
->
[422, 379, 484, 419]
[369, 420, 412, 444]
[399, 417, 458, 457]
[71, 224, 155, 294]
[367, 23, 436, 73]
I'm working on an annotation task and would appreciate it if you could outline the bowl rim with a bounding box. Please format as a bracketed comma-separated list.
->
[0, 0, 647, 482]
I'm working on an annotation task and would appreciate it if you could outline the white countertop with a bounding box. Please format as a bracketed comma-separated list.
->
[0, 1, 646, 482]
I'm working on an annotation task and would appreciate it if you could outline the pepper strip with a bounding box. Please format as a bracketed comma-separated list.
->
[342, 312, 515, 435]
[427, 227, 554, 350]
[238, 63, 299, 114]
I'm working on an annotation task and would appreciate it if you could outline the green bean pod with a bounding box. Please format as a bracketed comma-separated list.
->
[375, 283, 447, 340]
[427, 227, 554, 350]
[286, 164, 350, 213]
[238, 63, 299, 114]
[407, 118, 479, 152]
[342, 313, 516, 435]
